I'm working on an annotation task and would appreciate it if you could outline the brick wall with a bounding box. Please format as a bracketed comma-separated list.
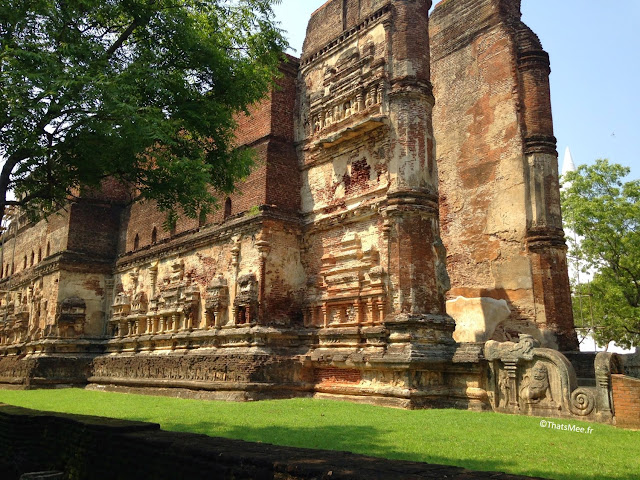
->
[612, 374, 640, 429]
[119, 60, 299, 256]
[431, 0, 534, 333]
[302, 0, 391, 56]
[314, 367, 362, 385]
[0, 211, 68, 280]
[265, 59, 300, 213]
[67, 200, 123, 261]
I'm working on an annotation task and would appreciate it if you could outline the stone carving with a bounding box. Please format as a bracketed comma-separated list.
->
[91, 354, 273, 384]
[497, 369, 511, 409]
[306, 233, 386, 329]
[594, 352, 622, 416]
[110, 293, 131, 337]
[519, 362, 554, 406]
[55, 297, 86, 338]
[0, 291, 33, 345]
[485, 336, 614, 422]
[131, 292, 148, 314]
[307, 32, 387, 140]
[150, 261, 200, 333]
[109, 260, 200, 337]
[112, 293, 131, 317]
[233, 274, 258, 325]
[205, 275, 229, 328]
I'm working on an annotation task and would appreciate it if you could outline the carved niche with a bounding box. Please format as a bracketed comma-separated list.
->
[109, 292, 131, 337]
[205, 275, 229, 328]
[485, 335, 620, 422]
[233, 274, 258, 325]
[55, 296, 86, 338]
[306, 232, 386, 328]
[131, 291, 148, 315]
[0, 300, 28, 345]
[153, 261, 200, 332]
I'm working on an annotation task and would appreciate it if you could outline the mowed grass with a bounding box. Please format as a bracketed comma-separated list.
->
[0, 389, 638, 480]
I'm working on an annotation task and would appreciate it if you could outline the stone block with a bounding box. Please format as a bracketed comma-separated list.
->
[447, 296, 511, 343]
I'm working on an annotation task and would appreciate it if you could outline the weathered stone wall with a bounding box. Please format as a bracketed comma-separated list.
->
[0, 356, 93, 387]
[1, 211, 67, 281]
[0, 197, 123, 346]
[297, 1, 394, 330]
[430, 0, 577, 350]
[298, 0, 446, 322]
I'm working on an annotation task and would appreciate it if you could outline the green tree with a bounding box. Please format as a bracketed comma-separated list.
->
[562, 159, 640, 348]
[0, 0, 287, 226]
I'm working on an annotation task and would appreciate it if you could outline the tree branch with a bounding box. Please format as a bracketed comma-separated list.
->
[623, 326, 640, 336]
[104, 17, 142, 60]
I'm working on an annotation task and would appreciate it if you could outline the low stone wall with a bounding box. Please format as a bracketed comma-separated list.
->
[612, 375, 640, 429]
[0, 355, 94, 388]
[0, 404, 549, 480]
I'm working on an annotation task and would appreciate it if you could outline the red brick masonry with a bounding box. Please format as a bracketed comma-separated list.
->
[612, 374, 640, 429]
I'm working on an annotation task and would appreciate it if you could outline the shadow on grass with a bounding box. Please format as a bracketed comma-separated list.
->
[166, 421, 639, 480]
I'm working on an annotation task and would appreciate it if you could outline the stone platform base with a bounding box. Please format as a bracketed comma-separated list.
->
[86, 382, 313, 402]
[0, 355, 94, 389]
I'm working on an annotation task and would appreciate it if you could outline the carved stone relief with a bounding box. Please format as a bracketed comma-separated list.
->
[233, 274, 258, 325]
[56, 297, 86, 338]
[205, 275, 229, 328]
[110, 260, 200, 337]
[485, 335, 616, 422]
[306, 233, 386, 329]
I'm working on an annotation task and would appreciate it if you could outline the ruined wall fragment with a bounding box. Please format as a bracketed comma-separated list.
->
[431, 0, 578, 350]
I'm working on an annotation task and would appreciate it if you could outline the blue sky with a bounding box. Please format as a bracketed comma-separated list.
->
[273, 0, 640, 180]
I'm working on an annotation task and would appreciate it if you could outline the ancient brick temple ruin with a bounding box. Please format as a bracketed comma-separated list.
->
[1, 0, 638, 426]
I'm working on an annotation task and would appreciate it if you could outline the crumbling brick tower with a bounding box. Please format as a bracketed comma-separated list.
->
[297, 0, 481, 408]
[431, 0, 579, 351]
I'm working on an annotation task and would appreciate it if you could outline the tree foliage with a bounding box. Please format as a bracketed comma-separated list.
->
[0, 0, 287, 226]
[562, 159, 640, 348]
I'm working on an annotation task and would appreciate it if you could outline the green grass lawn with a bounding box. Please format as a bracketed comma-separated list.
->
[0, 388, 637, 480]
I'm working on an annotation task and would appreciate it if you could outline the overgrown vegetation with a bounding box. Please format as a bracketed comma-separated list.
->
[0, 389, 638, 480]
[0, 0, 287, 226]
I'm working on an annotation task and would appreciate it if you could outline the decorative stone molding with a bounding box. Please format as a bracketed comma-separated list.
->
[299, 4, 392, 68]
[109, 260, 200, 338]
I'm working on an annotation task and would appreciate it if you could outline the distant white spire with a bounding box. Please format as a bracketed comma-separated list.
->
[560, 147, 576, 192]
[562, 147, 576, 176]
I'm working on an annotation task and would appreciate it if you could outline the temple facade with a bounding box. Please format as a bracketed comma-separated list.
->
[1, 0, 630, 425]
